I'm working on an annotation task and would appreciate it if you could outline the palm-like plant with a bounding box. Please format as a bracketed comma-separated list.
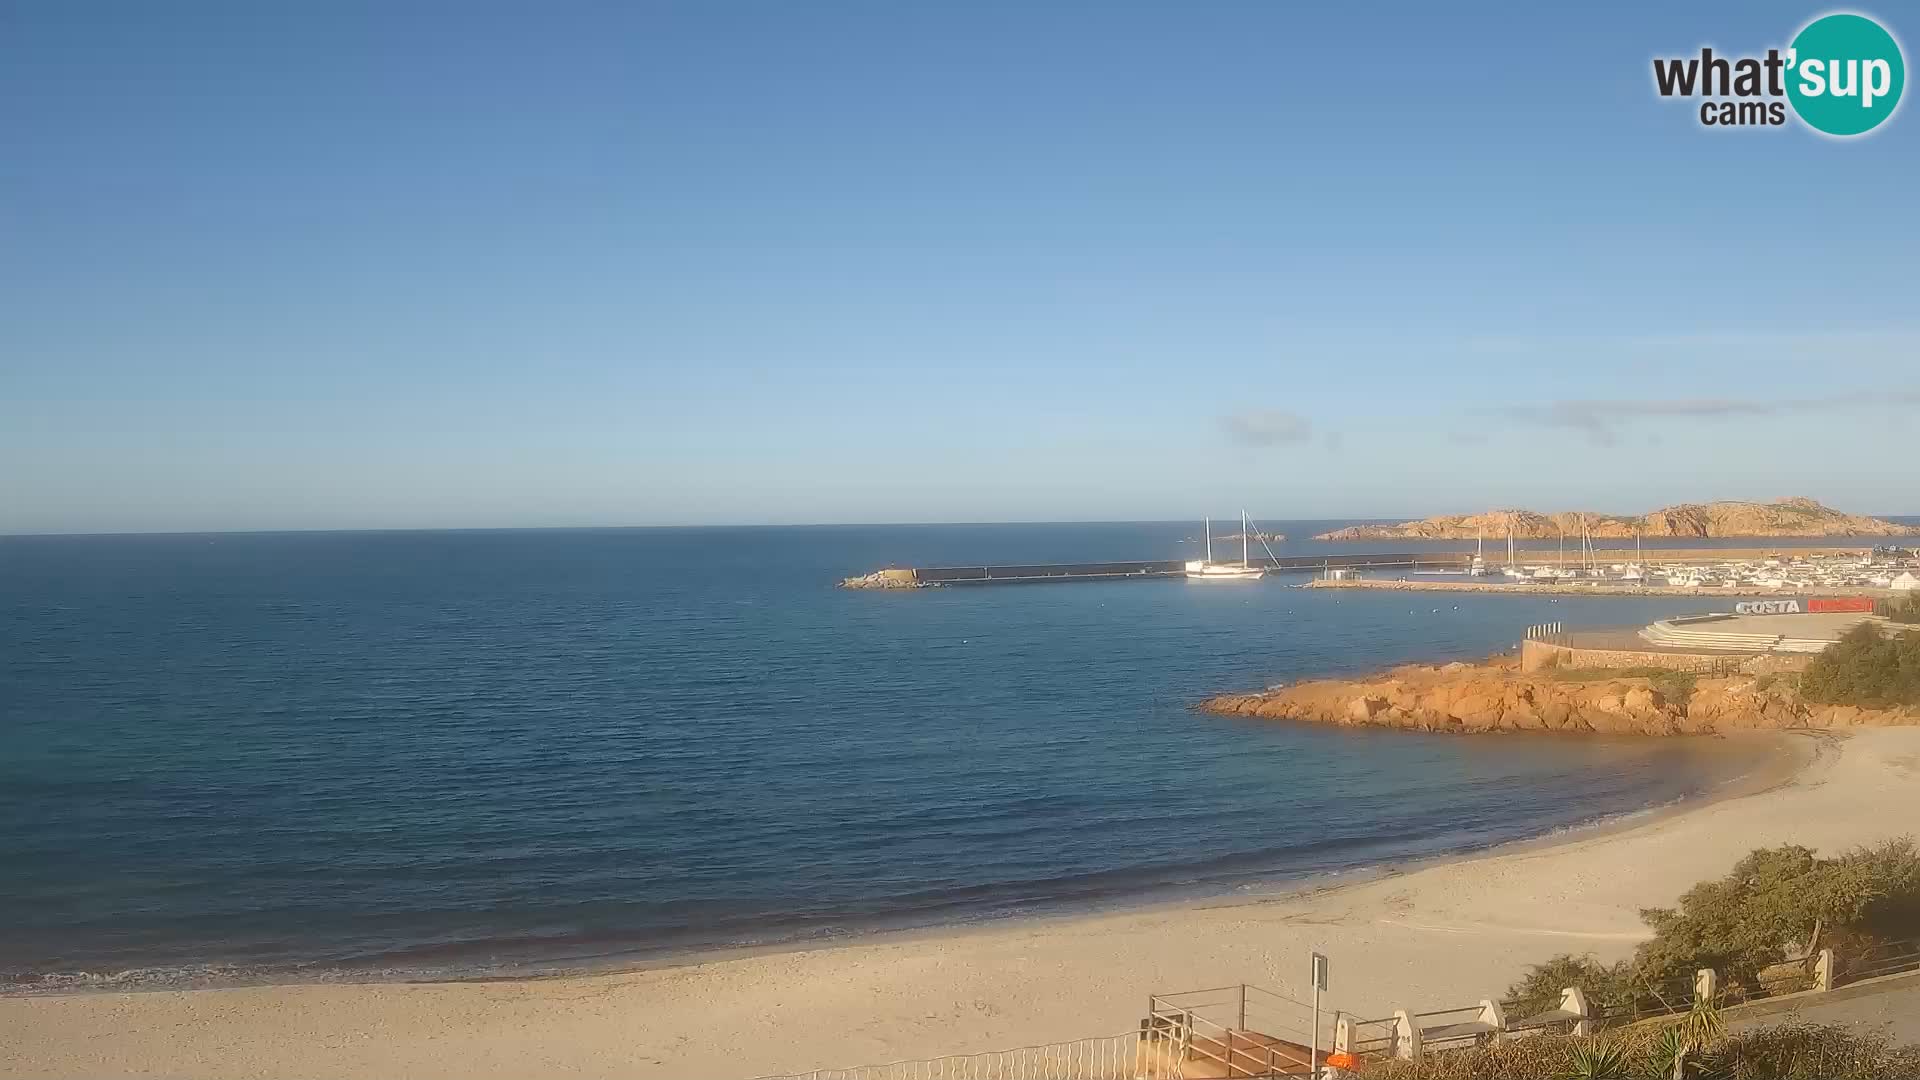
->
[1646, 998, 1729, 1080]
[1562, 1040, 1631, 1080]
[1646, 1027, 1696, 1080]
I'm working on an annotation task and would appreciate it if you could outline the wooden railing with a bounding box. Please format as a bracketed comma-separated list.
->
[752, 939, 1920, 1079]
[1147, 984, 1319, 1077]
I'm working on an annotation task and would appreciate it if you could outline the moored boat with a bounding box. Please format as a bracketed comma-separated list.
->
[1186, 512, 1266, 581]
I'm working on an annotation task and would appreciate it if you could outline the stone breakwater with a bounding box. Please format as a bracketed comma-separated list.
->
[1199, 658, 1920, 736]
[840, 568, 919, 589]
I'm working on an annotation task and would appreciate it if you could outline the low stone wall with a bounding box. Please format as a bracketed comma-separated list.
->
[1517, 639, 1808, 674]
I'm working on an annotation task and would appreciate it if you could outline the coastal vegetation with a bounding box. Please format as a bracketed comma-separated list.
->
[1798, 624, 1920, 707]
[1886, 591, 1920, 625]
[1549, 666, 1698, 708]
[1388, 842, 1920, 1079]
[1504, 840, 1920, 1018]
[1364, 1023, 1920, 1080]
[1314, 497, 1919, 541]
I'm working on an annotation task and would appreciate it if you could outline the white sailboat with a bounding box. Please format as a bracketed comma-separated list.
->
[1186, 512, 1266, 581]
[1622, 533, 1646, 583]
[1536, 523, 1576, 580]
[1468, 530, 1490, 576]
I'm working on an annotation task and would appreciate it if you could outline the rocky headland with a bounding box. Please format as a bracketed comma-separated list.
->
[1199, 656, 1920, 736]
[1315, 497, 1918, 541]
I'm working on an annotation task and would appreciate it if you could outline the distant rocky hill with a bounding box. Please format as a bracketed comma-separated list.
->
[1315, 498, 1918, 541]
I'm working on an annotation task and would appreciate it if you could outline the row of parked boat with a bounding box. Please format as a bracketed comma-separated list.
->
[1496, 552, 1919, 590]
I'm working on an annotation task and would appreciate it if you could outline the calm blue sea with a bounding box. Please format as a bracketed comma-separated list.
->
[0, 522, 1856, 991]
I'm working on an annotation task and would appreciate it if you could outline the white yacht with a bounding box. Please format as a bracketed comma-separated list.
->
[1186, 513, 1266, 581]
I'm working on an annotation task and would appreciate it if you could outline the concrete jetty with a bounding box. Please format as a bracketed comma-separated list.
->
[841, 553, 1468, 588]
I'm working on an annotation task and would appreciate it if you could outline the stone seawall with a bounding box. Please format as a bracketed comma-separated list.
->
[1516, 639, 1814, 675]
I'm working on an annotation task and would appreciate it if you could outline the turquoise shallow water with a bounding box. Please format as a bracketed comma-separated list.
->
[0, 523, 1781, 989]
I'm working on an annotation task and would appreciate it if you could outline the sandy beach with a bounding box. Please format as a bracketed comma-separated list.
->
[6, 729, 1919, 1080]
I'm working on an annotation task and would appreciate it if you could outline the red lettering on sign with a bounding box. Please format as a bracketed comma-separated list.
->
[1809, 597, 1876, 613]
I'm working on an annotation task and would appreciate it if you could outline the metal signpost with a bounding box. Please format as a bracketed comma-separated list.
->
[1311, 952, 1329, 1077]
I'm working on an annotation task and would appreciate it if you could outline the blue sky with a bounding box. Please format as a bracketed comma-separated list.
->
[2, 1, 1915, 533]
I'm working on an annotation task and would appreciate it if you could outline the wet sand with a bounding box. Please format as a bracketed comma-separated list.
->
[8, 730, 1920, 1080]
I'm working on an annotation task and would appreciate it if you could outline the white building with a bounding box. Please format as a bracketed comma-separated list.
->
[1893, 571, 1920, 591]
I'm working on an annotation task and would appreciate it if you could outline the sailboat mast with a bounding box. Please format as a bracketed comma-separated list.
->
[1242, 510, 1250, 568]
[1205, 517, 1213, 563]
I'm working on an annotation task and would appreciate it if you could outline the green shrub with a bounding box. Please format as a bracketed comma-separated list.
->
[1502, 954, 1638, 1022]
[1548, 666, 1699, 707]
[1886, 592, 1920, 625]
[1700, 1023, 1920, 1080]
[1361, 1024, 1920, 1080]
[1504, 840, 1920, 1007]
[1362, 1035, 1592, 1080]
[1798, 623, 1920, 707]
[1638, 839, 1920, 993]
[1562, 1039, 1632, 1079]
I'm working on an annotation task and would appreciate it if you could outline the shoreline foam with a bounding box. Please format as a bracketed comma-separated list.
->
[2, 736, 1781, 1001]
[11, 728, 1901, 1080]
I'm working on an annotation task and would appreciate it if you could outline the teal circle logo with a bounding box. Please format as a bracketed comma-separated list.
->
[1787, 13, 1905, 136]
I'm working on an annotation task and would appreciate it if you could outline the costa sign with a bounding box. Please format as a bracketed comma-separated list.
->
[1810, 597, 1876, 613]
[1735, 600, 1802, 615]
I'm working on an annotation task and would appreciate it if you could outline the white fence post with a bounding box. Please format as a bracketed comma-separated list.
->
[1478, 998, 1507, 1044]
[1815, 948, 1836, 992]
[1393, 1010, 1422, 1061]
[1694, 968, 1718, 1004]
[1561, 986, 1593, 1037]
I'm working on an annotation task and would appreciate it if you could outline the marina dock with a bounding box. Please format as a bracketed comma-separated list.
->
[843, 553, 1470, 588]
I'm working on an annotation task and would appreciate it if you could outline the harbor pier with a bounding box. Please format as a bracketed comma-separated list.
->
[842, 553, 1471, 589]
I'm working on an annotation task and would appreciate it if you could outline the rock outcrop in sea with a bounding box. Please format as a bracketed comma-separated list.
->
[1199, 657, 1920, 735]
[840, 568, 920, 590]
[1314, 497, 1919, 541]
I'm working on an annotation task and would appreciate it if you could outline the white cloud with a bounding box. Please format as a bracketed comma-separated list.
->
[1220, 409, 1313, 447]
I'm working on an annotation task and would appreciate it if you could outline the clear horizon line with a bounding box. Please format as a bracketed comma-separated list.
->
[5, 511, 1918, 541]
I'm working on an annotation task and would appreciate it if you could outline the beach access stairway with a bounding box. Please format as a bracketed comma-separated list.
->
[746, 938, 1920, 1079]
[747, 982, 1324, 1080]
[1142, 984, 1322, 1077]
